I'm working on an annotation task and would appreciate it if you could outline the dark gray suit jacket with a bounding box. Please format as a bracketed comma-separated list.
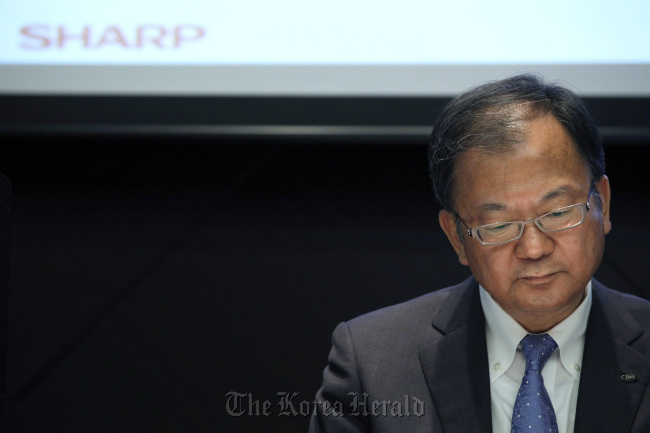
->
[309, 278, 650, 432]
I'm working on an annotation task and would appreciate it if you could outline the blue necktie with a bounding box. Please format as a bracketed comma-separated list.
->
[511, 334, 559, 433]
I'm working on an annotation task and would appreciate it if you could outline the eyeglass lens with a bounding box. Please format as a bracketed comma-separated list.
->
[476, 204, 587, 244]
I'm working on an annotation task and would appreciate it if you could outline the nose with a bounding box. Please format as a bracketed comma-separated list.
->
[514, 222, 554, 260]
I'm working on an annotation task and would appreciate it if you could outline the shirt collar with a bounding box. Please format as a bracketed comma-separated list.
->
[480, 280, 592, 383]
[546, 281, 592, 380]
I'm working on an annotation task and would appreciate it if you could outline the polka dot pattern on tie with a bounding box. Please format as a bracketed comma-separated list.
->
[511, 334, 559, 433]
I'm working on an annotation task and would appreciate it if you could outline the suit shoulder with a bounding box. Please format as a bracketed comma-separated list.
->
[344, 277, 473, 335]
[595, 283, 650, 324]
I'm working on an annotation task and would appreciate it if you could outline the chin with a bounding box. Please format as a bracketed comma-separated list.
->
[517, 290, 581, 314]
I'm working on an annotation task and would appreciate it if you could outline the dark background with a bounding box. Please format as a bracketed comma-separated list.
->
[0, 96, 649, 432]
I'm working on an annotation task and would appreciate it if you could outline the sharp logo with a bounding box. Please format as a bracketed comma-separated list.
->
[19, 25, 206, 49]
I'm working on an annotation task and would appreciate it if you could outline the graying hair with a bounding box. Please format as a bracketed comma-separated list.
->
[429, 74, 605, 212]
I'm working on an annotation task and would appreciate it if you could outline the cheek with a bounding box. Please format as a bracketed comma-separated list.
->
[466, 247, 514, 283]
[555, 236, 581, 258]
[566, 223, 603, 254]
[554, 229, 604, 276]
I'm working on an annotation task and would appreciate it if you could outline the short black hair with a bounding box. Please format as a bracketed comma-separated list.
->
[428, 74, 605, 210]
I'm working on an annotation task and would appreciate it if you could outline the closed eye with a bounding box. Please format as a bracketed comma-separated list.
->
[484, 223, 511, 233]
[548, 210, 571, 218]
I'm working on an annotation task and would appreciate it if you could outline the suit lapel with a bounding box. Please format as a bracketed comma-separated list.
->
[418, 278, 492, 432]
[574, 281, 650, 432]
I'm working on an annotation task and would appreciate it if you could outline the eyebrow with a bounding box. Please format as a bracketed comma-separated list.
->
[477, 202, 506, 212]
[476, 186, 572, 212]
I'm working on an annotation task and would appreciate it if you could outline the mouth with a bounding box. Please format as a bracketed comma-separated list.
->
[521, 272, 558, 285]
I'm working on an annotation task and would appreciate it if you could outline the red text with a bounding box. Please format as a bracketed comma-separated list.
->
[19, 24, 206, 49]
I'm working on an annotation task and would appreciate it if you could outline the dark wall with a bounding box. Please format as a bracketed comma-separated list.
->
[0, 135, 649, 433]
[0, 172, 10, 433]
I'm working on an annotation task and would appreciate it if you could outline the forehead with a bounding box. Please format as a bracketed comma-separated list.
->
[451, 115, 590, 213]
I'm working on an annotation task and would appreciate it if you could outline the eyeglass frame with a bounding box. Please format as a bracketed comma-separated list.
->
[451, 184, 596, 246]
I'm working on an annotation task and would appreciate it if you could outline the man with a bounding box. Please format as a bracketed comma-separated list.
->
[309, 75, 650, 433]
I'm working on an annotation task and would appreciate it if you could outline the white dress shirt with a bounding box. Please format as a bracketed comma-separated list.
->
[479, 281, 592, 433]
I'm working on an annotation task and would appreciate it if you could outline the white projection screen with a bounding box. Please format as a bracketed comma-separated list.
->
[1, 0, 649, 139]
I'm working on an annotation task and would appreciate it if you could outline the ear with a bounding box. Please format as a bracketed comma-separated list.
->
[439, 209, 469, 266]
[595, 175, 612, 235]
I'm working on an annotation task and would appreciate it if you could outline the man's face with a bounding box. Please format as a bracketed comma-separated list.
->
[439, 114, 611, 332]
